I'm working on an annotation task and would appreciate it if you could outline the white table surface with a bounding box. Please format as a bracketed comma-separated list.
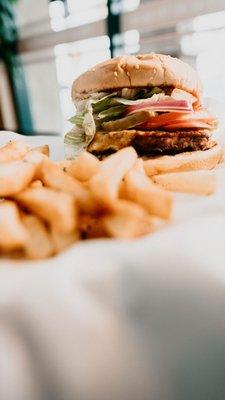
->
[0, 130, 224, 400]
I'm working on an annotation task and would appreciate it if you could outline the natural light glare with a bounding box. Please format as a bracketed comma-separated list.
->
[180, 29, 225, 56]
[197, 49, 225, 102]
[49, 0, 65, 19]
[50, 0, 107, 31]
[112, 29, 140, 54]
[122, 0, 140, 12]
[67, 0, 107, 13]
[177, 11, 225, 36]
[192, 11, 225, 32]
[49, 0, 66, 31]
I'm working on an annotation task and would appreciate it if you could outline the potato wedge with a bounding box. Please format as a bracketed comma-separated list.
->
[102, 200, 156, 239]
[0, 201, 28, 251]
[22, 214, 54, 259]
[59, 151, 99, 182]
[89, 147, 137, 208]
[0, 140, 30, 163]
[0, 160, 37, 196]
[152, 170, 217, 195]
[16, 187, 77, 233]
[121, 159, 172, 219]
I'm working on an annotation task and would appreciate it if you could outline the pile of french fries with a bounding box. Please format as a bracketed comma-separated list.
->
[0, 139, 219, 260]
[0, 139, 174, 260]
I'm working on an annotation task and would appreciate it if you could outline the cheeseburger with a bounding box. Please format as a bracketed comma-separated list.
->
[65, 53, 221, 164]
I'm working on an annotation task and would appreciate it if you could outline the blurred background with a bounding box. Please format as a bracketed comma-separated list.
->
[1, 0, 225, 136]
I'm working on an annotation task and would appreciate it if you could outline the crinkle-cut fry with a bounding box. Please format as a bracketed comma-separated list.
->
[59, 151, 99, 182]
[51, 228, 79, 253]
[0, 140, 30, 163]
[102, 199, 156, 239]
[121, 159, 173, 219]
[39, 159, 97, 213]
[22, 214, 54, 259]
[0, 201, 28, 251]
[88, 147, 137, 208]
[15, 187, 77, 234]
[152, 170, 217, 195]
[0, 160, 37, 196]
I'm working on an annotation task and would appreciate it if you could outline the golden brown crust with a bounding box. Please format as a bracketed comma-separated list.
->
[72, 53, 202, 102]
[87, 129, 212, 155]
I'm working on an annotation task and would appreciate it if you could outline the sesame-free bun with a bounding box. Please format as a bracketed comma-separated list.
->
[143, 144, 223, 176]
[72, 53, 202, 101]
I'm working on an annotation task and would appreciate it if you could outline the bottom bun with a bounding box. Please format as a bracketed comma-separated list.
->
[152, 170, 217, 195]
[143, 143, 223, 176]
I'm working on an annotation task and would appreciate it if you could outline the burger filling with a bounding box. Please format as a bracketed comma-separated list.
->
[65, 87, 217, 157]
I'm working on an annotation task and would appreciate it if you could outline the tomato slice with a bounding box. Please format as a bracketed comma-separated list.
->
[140, 112, 187, 129]
[139, 108, 216, 130]
[165, 108, 214, 122]
[162, 121, 212, 130]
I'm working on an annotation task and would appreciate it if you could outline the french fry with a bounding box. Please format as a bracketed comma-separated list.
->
[23, 151, 47, 180]
[23, 150, 47, 167]
[152, 170, 217, 195]
[59, 151, 99, 182]
[0, 160, 37, 196]
[1, 135, 219, 261]
[30, 144, 49, 157]
[121, 159, 173, 219]
[102, 200, 156, 239]
[78, 214, 108, 239]
[29, 180, 43, 188]
[89, 147, 137, 208]
[0, 201, 28, 251]
[0, 140, 30, 163]
[40, 159, 83, 192]
[40, 160, 97, 213]
[51, 228, 79, 253]
[15, 187, 77, 233]
[22, 214, 54, 259]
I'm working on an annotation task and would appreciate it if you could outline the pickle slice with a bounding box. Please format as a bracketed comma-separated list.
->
[102, 111, 153, 131]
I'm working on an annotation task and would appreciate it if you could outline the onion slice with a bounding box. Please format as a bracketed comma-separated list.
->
[127, 99, 192, 114]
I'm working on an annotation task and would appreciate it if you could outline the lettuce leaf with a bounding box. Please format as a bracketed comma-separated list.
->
[69, 115, 84, 126]
[83, 101, 96, 144]
[64, 125, 86, 159]
[65, 99, 97, 157]
[65, 86, 167, 157]
[92, 92, 118, 113]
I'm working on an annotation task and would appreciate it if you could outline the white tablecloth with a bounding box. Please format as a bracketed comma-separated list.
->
[0, 131, 225, 400]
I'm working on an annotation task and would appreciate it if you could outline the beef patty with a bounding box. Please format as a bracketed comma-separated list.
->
[88, 129, 214, 156]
